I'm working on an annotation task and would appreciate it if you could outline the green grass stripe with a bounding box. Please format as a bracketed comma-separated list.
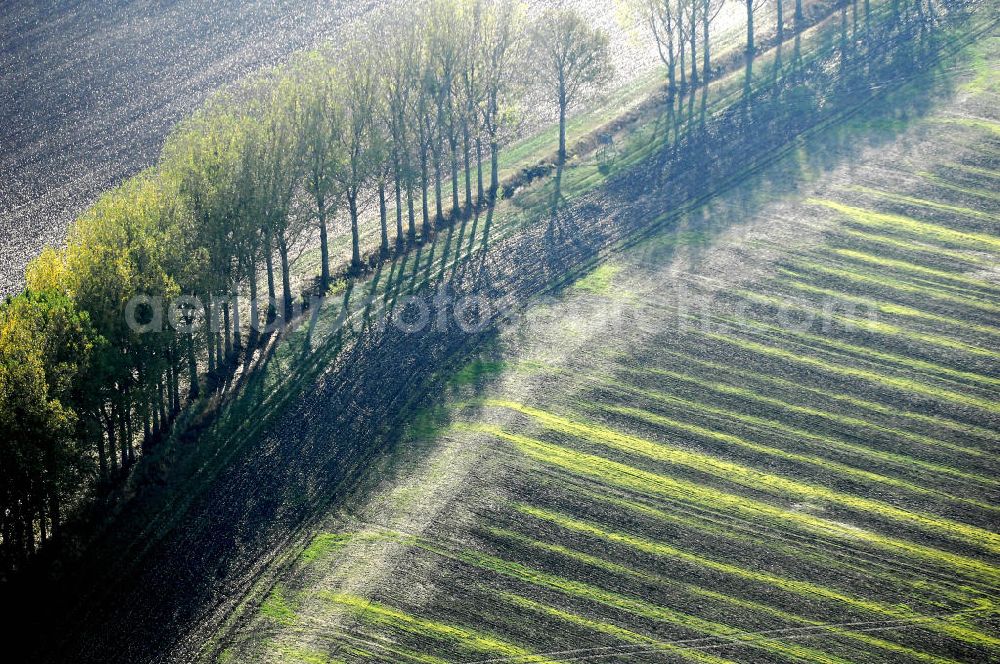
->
[918, 171, 1000, 203]
[595, 398, 997, 509]
[516, 505, 1000, 651]
[633, 361, 992, 464]
[499, 590, 736, 664]
[781, 278, 1000, 340]
[838, 227, 994, 266]
[319, 593, 554, 663]
[652, 347, 1000, 446]
[947, 164, 1000, 181]
[926, 116, 1000, 138]
[726, 313, 1000, 391]
[704, 326, 1000, 413]
[830, 247, 1000, 294]
[554, 479, 988, 609]
[494, 528, 962, 664]
[735, 288, 998, 359]
[847, 185, 999, 222]
[488, 401, 1000, 554]
[474, 425, 1000, 589]
[426, 542, 852, 664]
[810, 199, 1000, 252]
[782, 260, 1000, 317]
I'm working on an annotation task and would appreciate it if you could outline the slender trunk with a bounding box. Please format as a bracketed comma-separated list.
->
[187, 327, 199, 399]
[450, 134, 460, 218]
[116, 393, 129, 468]
[476, 135, 485, 204]
[679, 27, 687, 91]
[95, 411, 108, 480]
[421, 146, 432, 237]
[702, 1, 711, 83]
[278, 233, 292, 320]
[558, 101, 567, 168]
[795, 0, 804, 25]
[777, 0, 784, 43]
[318, 201, 330, 291]
[223, 298, 232, 360]
[378, 181, 389, 256]
[349, 192, 362, 270]
[434, 143, 444, 223]
[394, 158, 404, 246]
[231, 284, 241, 353]
[264, 227, 276, 321]
[746, 0, 755, 57]
[248, 261, 259, 346]
[690, 4, 698, 86]
[206, 298, 216, 376]
[490, 140, 500, 201]
[407, 174, 417, 242]
[463, 120, 473, 215]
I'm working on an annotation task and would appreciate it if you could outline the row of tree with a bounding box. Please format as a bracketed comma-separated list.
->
[0, 0, 616, 574]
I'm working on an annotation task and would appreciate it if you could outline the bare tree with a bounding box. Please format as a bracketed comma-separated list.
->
[333, 39, 384, 273]
[480, 0, 526, 201]
[533, 7, 614, 180]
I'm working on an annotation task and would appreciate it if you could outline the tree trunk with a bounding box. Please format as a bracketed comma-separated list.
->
[278, 233, 292, 320]
[558, 101, 567, 169]
[205, 299, 216, 376]
[463, 121, 473, 215]
[490, 140, 500, 201]
[379, 181, 389, 256]
[703, 1, 711, 83]
[795, 0, 804, 25]
[690, 4, 698, 86]
[248, 263, 259, 346]
[450, 132, 460, 218]
[777, 0, 784, 42]
[231, 284, 241, 353]
[187, 327, 199, 399]
[223, 299, 232, 360]
[318, 201, 330, 291]
[434, 144, 444, 223]
[394, 158, 404, 246]
[476, 135, 485, 205]
[349, 193, 362, 271]
[746, 0, 755, 57]
[421, 146, 433, 237]
[265, 227, 277, 321]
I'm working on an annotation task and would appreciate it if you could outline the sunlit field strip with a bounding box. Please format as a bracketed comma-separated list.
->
[829, 247, 1000, 296]
[541, 474, 994, 608]
[778, 278, 1000, 340]
[418, 541, 862, 664]
[621, 363, 996, 462]
[702, 310, 1000, 391]
[508, 505, 999, 650]
[836, 226, 996, 265]
[645, 348, 1000, 446]
[484, 402, 1000, 556]
[779, 260, 1000, 316]
[808, 199, 1000, 251]
[583, 380, 997, 496]
[846, 185, 1000, 222]
[489, 529, 955, 664]
[917, 171, 1000, 203]
[699, 325, 999, 414]
[479, 425, 1000, 590]
[733, 288, 999, 358]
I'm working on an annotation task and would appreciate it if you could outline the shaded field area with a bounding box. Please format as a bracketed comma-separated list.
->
[205, 12, 1000, 664]
[5, 4, 996, 663]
